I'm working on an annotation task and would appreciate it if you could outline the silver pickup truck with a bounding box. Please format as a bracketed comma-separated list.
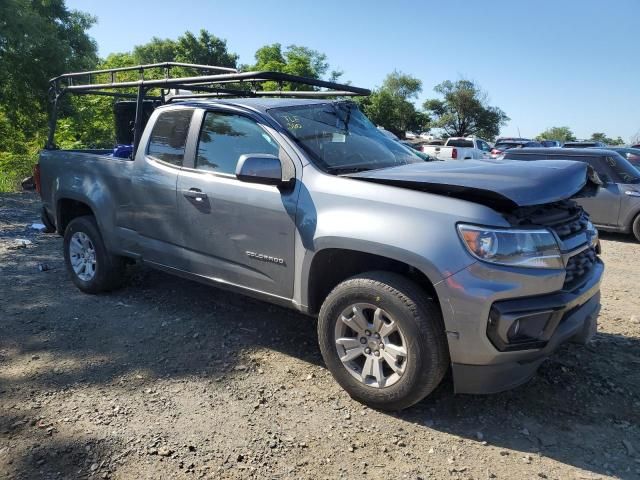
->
[37, 64, 604, 410]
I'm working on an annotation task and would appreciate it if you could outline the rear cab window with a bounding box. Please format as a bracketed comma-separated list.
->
[446, 139, 474, 148]
[147, 109, 194, 166]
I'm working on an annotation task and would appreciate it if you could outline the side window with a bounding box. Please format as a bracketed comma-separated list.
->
[566, 156, 612, 181]
[479, 141, 491, 152]
[147, 109, 193, 166]
[196, 112, 279, 174]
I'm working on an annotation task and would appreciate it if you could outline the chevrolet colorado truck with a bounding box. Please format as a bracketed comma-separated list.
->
[37, 64, 603, 410]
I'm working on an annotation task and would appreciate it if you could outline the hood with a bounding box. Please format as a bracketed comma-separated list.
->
[345, 159, 598, 210]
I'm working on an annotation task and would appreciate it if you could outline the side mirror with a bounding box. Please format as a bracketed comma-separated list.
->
[236, 154, 286, 186]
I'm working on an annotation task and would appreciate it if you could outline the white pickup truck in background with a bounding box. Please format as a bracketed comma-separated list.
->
[421, 137, 493, 160]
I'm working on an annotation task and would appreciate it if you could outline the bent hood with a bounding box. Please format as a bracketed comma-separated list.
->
[346, 159, 599, 209]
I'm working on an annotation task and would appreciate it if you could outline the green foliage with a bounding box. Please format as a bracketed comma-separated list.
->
[133, 29, 238, 69]
[0, 0, 98, 190]
[357, 71, 429, 137]
[423, 79, 509, 141]
[590, 132, 624, 145]
[250, 43, 338, 90]
[536, 126, 576, 142]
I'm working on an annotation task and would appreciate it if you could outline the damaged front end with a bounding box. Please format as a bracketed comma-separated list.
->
[345, 159, 601, 210]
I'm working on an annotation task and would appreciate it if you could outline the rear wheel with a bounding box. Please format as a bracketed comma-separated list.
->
[63, 216, 125, 293]
[318, 271, 449, 411]
[633, 214, 640, 242]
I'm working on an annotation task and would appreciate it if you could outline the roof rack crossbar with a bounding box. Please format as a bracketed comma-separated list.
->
[52, 69, 370, 96]
[166, 90, 363, 102]
[51, 61, 238, 84]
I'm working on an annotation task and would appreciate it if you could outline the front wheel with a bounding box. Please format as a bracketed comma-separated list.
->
[318, 271, 449, 411]
[63, 216, 125, 294]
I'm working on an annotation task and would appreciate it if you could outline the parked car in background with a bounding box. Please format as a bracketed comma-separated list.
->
[605, 147, 640, 170]
[399, 140, 437, 161]
[633, 144, 640, 149]
[421, 137, 492, 160]
[540, 140, 562, 147]
[490, 140, 542, 158]
[563, 141, 607, 148]
[503, 148, 640, 241]
[495, 137, 531, 143]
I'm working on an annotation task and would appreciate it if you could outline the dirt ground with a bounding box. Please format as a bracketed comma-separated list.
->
[1, 192, 639, 480]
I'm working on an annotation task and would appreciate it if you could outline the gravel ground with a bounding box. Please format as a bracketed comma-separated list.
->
[1, 192, 639, 480]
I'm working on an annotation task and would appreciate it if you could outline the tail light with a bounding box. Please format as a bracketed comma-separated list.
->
[451, 147, 458, 159]
[33, 164, 42, 195]
[491, 148, 502, 156]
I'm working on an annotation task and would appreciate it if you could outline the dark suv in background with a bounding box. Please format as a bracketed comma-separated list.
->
[563, 141, 607, 148]
[503, 148, 640, 241]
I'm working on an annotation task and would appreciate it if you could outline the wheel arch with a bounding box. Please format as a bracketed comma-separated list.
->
[56, 195, 97, 234]
[303, 246, 441, 316]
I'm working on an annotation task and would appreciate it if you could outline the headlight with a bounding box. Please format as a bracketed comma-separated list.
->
[457, 224, 563, 269]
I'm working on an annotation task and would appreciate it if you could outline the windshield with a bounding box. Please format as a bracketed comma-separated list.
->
[269, 102, 423, 173]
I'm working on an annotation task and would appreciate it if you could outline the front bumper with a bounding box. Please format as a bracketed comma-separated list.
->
[435, 258, 603, 395]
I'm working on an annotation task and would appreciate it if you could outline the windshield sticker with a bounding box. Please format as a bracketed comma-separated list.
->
[283, 115, 302, 131]
[332, 133, 346, 143]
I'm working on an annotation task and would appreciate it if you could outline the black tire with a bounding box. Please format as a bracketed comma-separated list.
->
[63, 216, 125, 294]
[633, 214, 640, 242]
[318, 271, 449, 411]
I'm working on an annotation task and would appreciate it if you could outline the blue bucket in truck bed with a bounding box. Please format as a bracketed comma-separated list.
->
[113, 144, 133, 159]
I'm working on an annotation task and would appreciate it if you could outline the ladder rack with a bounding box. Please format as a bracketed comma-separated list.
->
[46, 62, 371, 150]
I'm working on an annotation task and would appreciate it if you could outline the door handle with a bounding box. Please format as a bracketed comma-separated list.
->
[182, 188, 208, 202]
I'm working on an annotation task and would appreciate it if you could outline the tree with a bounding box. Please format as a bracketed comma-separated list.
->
[590, 132, 624, 145]
[0, 0, 98, 148]
[357, 71, 429, 137]
[0, 0, 98, 191]
[423, 79, 508, 141]
[249, 43, 340, 90]
[133, 29, 238, 68]
[536, 126, 576, 143]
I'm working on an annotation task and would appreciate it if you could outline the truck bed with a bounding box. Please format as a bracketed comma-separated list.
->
[38, 149, 136, 249]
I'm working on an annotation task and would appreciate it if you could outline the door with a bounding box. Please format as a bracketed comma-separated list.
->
[131, 107, 195, 263]
[573, 156, 622, 226]
[176, 109, 299, 299]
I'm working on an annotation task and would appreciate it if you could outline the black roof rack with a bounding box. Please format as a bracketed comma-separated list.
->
[46, 62, 371, 150]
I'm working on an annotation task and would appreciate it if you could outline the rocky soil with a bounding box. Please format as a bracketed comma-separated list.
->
[1, 192, 639, 480]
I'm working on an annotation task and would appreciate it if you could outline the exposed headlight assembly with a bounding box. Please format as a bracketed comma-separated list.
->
[457, 224, 563, 269]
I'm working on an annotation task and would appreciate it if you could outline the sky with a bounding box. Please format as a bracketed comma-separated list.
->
[66, 0, 640, 141]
